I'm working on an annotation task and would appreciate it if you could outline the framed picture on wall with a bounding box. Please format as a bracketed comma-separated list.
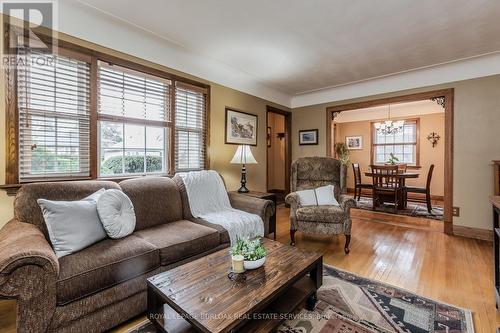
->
[298, 129, 318, 145]
[346, 136, 363, 150]
[225, 107, 258, 146]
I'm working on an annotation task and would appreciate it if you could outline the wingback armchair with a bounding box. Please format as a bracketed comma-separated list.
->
[285, 157, 356, 254]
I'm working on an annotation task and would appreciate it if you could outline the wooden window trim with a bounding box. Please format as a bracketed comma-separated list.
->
[369, 118, 421, 167]
[3, 22, 210, 191]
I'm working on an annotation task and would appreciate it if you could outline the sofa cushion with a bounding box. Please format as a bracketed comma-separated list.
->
[296, 205, 345, 223]
[134, 220, 220, 266]
[56, 235, 159, 305]
[15, 180, 121, 239]
[119, 177, 183, 231]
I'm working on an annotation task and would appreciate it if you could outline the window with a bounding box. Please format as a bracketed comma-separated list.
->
[371, 120, 419, 166]
[16, 49, 91, 182]
[8, 40, 209, 184]
[97, 62, 171, 177]
[175, 83, 207, 171]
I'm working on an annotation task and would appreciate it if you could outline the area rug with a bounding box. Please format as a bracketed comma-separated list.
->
[125, 266, 473, 333]
[354, 196, 444, 221]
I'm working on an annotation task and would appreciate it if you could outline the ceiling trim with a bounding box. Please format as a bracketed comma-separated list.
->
[291, 51, 500, 108]
[47, 2, 500, 109]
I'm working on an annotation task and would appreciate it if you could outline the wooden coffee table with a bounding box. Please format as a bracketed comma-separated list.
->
[146, 239, 323, 333]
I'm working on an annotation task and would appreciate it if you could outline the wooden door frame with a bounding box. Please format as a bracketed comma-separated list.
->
[326, 89, 454, 235]
[266, 105, 292, 194]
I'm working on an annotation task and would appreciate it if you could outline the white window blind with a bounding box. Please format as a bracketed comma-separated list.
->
[97, 61, 171, 176]
[175, 83, 207, 172]
[373, 121, 417, 165]
[17, 50, 91, 182]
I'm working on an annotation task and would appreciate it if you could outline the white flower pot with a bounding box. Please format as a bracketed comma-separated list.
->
[243, 256, 266, 270]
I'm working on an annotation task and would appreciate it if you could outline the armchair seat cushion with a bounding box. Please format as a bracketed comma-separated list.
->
[57, 235, 159, 305]
[296, 205, 345, 223]
[134, 220, 220, 266]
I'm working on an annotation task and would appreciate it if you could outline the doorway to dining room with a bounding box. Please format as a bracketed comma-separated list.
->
[326, 89, 453, 234]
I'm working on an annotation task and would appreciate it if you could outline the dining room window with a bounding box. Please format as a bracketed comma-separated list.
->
[371, 120, 419, 166]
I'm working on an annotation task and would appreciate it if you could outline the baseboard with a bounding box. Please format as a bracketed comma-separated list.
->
[347, 188, 444, 201]
[452, 225, 493, 241]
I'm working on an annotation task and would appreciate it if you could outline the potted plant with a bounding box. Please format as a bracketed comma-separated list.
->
[334, 142, 350, 166]
[230, 237, 267, 270]
[387, 153, 399, 165]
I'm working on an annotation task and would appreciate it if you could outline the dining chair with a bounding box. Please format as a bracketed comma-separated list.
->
[352, 163, 372, 201]
[370, 165, 404, 213]
[405, 164, 435, 213]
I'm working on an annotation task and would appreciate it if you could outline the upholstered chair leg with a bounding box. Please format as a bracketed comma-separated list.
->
[344, 235, 351, 254]
[290, 229, 296, 246]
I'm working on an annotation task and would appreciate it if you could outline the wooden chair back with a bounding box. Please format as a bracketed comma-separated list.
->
[426, 164, 435, 190]
[352, 163, 362, 185]
[384, 163, 407, 173]
[370, 165, 402, 190]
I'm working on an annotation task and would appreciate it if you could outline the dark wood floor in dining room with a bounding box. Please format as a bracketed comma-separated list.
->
[0, 205, 497, 333]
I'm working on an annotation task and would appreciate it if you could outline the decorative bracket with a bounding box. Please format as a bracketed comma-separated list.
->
[430, 97, 445, 108]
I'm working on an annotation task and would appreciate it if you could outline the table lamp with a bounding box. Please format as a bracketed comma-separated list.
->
[230, 145, 258, 193]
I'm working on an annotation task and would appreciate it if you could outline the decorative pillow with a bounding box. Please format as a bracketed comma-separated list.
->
[315, 185, 340, 206]
[296, 189, 318, 206]
[97, 189, 136, 239]
[37, 189, 107, 258]
[296, 185, 339, 206]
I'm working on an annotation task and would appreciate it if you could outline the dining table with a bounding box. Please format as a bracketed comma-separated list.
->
[364, 171, 420, 209]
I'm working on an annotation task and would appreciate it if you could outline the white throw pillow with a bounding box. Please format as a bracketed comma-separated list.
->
[97, 189, 136, 239]
[296, 185, 339, 207]
[37, 189, 107, 258]
[296, 189, 318, 206]
[315, 185, 340, 206]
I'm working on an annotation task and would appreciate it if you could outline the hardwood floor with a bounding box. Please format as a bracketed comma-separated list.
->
[0, 206, 498, 332]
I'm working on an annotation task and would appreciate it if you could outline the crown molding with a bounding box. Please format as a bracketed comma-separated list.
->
[291, 51, 500, 108]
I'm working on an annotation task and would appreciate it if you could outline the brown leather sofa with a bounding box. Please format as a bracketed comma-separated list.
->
[0, 176, 274, 333]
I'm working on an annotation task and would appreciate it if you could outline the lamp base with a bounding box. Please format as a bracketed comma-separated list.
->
[237, 185, 249, 193]
[238, 164, 249, 193]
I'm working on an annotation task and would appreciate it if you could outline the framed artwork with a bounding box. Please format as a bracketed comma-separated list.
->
[298, 129, 318, 145]
[267, 127, 271, 147]
[225, 108, 258, 146]
[346, 136, 363, 150]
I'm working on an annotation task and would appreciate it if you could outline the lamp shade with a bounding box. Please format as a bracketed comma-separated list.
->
[230, 145, 257, 164]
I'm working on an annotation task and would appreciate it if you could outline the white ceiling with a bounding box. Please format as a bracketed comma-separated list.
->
[24, 0, 500, 107]
[334, 100, 444, 123]
[77, 0, 500, 92]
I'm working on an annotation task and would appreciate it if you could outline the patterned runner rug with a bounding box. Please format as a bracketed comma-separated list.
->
[126, 266, 473, 333]
[354, 196, 444, 221]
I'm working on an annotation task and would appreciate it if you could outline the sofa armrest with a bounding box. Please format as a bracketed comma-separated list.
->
[0, 220, 59, 332]
[228, 193, 275, 236]
[339, 194, 357, 212]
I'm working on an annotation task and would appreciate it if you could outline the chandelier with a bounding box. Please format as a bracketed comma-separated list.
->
[374, 104, 404, 135]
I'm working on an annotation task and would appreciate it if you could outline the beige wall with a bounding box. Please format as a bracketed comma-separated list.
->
[267, 112, 286, 190]
[337, 112, 445, 196]
[209, 85, 287, 193]
[292, 75, 500, 230]
[0, 28, 288, 228]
